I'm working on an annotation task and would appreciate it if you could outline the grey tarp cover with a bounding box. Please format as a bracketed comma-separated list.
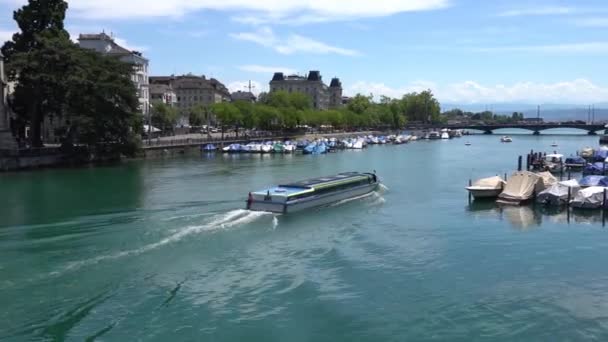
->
[536, 179, 581, 206]
[570, 186, 607, 209]
[498, 171, 544, 202]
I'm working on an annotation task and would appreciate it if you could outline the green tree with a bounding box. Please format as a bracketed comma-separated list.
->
[151, 101, 178, 134]
[255, 105, 281, 131]
[1, 0, 70, 147]
[212, 102, 242, 139]
[65, 47, 141, 156]
[347, 94, 373, 115]
[189, 104, 210, 127]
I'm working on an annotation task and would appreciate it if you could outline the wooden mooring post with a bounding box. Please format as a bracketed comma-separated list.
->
[602, 188, 608, 227]
[518, 155, 522, 171]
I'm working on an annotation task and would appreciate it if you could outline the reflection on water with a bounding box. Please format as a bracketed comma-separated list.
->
[467, 200, 606, 229]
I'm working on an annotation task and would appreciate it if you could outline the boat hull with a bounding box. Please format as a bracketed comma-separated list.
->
[247, 182, 379, 213]
[466, 188, 503, 199]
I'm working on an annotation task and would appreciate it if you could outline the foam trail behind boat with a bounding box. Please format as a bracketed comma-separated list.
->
[54, 209, 272, 275]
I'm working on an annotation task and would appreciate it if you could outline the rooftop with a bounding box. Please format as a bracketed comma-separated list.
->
[279, 172, 370, 189]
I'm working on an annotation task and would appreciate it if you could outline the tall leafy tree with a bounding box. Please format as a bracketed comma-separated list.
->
[189, 104, 211, 127]
[212, 102, 242, 139]
[65, 48, 141, 156]
[151, 101, 178, 134]
[2, 0, 70, 147]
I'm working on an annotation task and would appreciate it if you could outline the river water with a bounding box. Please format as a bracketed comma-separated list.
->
[1, 132, 607, 341]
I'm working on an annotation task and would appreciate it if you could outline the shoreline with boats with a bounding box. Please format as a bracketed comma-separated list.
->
[466, 144, 608, 215]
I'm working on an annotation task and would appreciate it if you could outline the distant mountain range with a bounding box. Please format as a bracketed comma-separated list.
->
[441, 103, 608, 122]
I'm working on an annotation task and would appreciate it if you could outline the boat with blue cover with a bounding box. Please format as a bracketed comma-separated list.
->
[246, 172, 380, 213]
[202, 144, 217, 151]
[303, 142, 327, 155]
[579, 175, 608, 187]
[583, 162, 608, 175]
[565, 156, 586, 170]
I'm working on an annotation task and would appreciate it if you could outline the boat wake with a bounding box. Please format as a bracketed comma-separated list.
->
[378, 183, 390, 193]
[272, 216, 279, 229]
[330, 191, 386, 208]
[54, 209, 273, 275]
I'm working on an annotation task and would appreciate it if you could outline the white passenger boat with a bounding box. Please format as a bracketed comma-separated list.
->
[466, 176, 506, 199]
[500, 136, 513, 143]
[246, 172, 380, 214]
[441, 132, 450, 139]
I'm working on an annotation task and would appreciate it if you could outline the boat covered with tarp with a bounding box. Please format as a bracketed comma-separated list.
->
[583, 162, 607, 175]
[579, 175, 608, 187]
[536, 179, 581, 206]
[466, 176, 506, 199]
[202, 144, 217, 151]
[593, 150, 608, 162]
[565, 156, 587, 170]
[497, 171, 545, 205]
[246, 172, 380, 213]
[537, 171, 558, 188]
[570, 186, 608, 209]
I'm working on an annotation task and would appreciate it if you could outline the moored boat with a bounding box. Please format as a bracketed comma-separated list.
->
[565, 156, 586, 170]
[466, 176, 506, 199]
[571, 186, 608, 209]
[428, 131, 441, 140]
[543, 154, 564, 173]
[536, 179, 580, 206]
[497, 171, 545, 205]
[579, 175, 608, 187]
[246, 172, 380, 214]
[202, 144, 216, 151]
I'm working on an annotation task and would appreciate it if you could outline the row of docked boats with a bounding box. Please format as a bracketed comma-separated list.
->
[424, 129, 465, 140]
[467, 172, 608, 209]
[201, 134, 420, 154]
[203, 142, 298, 153]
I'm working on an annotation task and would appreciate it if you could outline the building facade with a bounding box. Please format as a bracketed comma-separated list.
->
[231, 91, 256, 103]
[150, 74, 231, 126]
[78, 33, 150, 117]
[269, 70, 343, 110]
[150, 83, 177, 107]
[0, 51, 16, 149]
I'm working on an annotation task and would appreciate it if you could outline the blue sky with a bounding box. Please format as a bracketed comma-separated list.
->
[1, 0, 608, 104]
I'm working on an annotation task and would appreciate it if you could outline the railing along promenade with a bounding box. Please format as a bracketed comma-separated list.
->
[142, 132, 298, 149]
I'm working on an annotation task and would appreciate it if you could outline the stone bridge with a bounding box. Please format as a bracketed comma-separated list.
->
[405, 123, 606, 135]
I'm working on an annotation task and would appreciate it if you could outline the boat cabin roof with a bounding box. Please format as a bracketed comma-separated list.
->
[545, 154, 564, 159]
[252, 172, 372, 198]
[280, 172, 370, 189]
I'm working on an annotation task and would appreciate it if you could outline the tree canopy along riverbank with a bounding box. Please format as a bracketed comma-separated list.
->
[2, 0, 141, 156]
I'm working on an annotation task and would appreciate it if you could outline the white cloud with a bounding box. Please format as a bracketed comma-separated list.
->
[229, 26, 277, 47]
[499, 6, 574, 17]
[276, 34, 359, 56]
[0, 29, 15, 43]
[227, 80, 265, 96]
[347, 79, 608, 104]
[474, 42, 608, 54]
[35, 0, 448, 21]
[572, 17, 608, 27]
[231, 26, 359, 56]
[238, 65, 296, 74]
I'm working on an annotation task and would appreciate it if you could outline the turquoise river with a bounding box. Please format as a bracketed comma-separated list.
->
[2, 132, 608, 341]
